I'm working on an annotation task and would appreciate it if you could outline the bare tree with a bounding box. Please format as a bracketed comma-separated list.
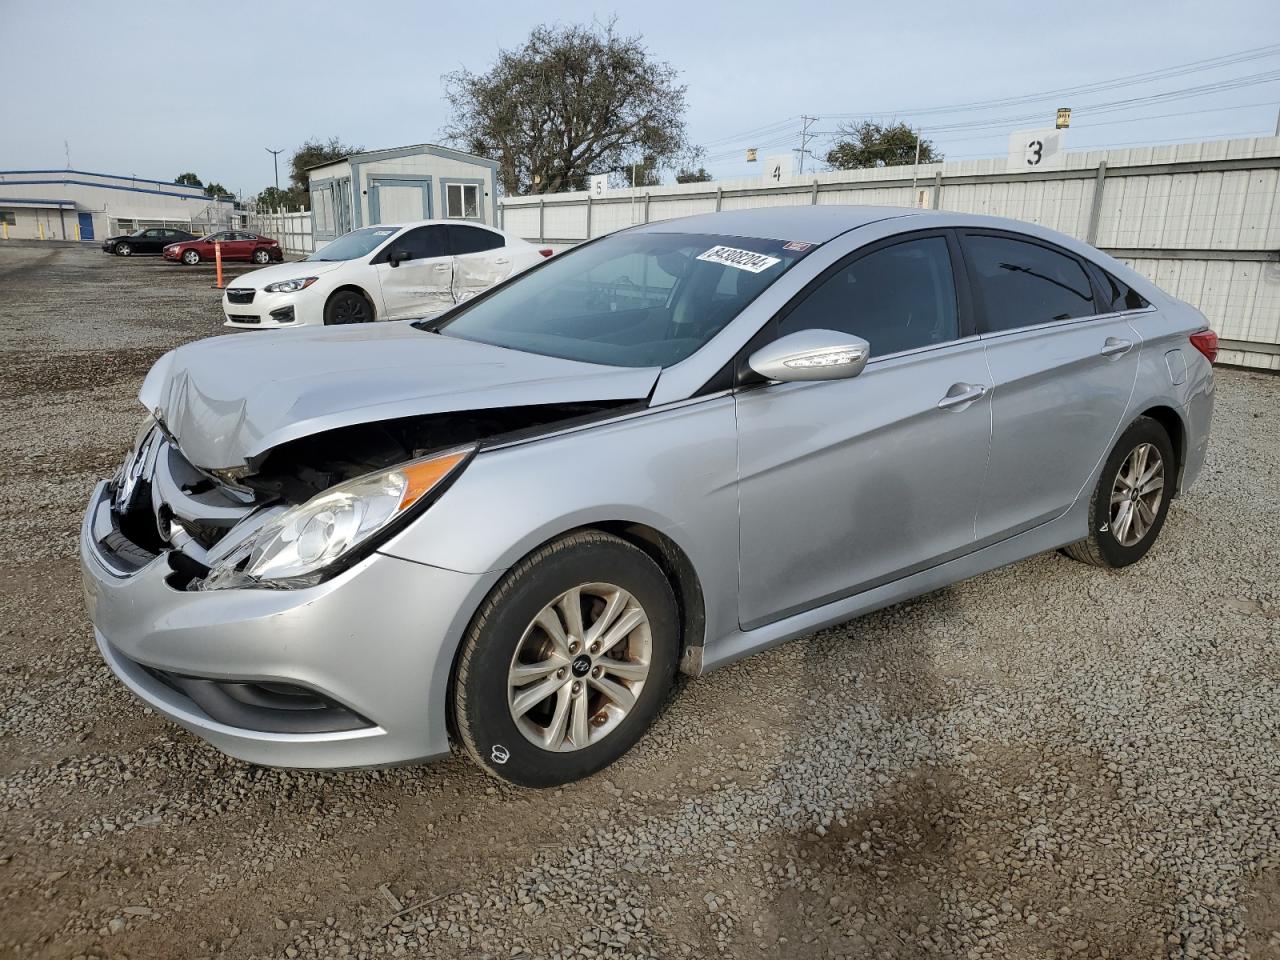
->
[442, 21, 696, 194]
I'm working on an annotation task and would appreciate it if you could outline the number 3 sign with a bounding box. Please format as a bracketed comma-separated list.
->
[1008, 129, 1064, 172]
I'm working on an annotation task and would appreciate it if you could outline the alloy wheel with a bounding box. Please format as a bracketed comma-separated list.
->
[253, 249, 270, 263]
[1110, 442, 1165, 547]
[182, 250, 199, 265]
[507, 582, 652, 752]
[117, 243, 131, 256]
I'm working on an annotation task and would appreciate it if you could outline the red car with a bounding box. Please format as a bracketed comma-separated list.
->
[163, 231, 283, 266]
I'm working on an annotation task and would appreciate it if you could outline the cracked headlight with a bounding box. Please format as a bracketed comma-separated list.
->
[262, 277, 318, 293]
[201, 446, 473, 590]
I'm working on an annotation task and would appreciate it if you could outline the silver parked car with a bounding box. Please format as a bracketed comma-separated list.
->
[81, 207, 1216, 787]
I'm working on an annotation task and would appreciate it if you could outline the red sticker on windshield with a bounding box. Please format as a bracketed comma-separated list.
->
[783, 241, 813, 252]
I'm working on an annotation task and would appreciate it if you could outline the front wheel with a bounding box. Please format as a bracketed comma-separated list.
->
[115, 242, 132, 256]
[252, 248, 271, 264]
[323, 290, 373, 324]
[1061, 416, 1175, 568]
[453, 530, 679, 787]
[181, 249, 201, 265]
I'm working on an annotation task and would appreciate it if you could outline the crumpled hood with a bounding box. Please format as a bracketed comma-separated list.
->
[139, 322, 659, 471]
[228, 260, 346, 289]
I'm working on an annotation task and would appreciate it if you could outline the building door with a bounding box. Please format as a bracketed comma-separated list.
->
[77, 212, 94, 241]
[369, 176, 432, 225]
[334, 178, 353, 236]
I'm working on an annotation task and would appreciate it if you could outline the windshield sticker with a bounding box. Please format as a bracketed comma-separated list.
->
[696, 245, 782, 273]
[373, 229, 395, 236]
[783, 240, 813, 252]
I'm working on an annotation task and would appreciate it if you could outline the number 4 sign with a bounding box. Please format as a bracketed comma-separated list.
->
[1008, 129, 1065, 172]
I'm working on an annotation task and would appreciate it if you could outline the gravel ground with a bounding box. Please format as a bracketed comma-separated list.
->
[0, 243, 1277, 960]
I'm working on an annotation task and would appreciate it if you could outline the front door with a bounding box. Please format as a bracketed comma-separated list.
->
[77, 212, 94, 241]
[959, 231, 1142, 542]
[369, 176, 432, 225]
[372, 225, 454, 319]
[736, 233, 992, 629]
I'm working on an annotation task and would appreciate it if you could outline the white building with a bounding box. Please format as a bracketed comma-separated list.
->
[307, 143, 500, 244]
[0, 169, 236, 241]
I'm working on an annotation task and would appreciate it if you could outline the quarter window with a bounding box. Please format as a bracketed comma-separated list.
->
[778, 236, 959, 357]
[446, 182, 480, 219]
[964, 235, 1095, 332]
[1097, 269, 1149, 312]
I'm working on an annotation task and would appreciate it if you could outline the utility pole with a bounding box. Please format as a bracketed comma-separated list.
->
[796, 115, 817, 175]
[265, 147, 284, 195]
[911, 129, 923, 199]
[1274, 107, 1280, 137]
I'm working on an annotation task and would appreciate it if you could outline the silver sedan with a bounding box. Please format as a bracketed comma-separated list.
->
[81, 206, 1215, 786]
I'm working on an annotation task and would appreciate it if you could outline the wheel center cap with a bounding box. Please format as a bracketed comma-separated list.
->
[571, 654, 592, 678]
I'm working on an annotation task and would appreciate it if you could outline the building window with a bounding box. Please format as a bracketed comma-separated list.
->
[446, 182, 480, 219]
[0, 211, 15, 226]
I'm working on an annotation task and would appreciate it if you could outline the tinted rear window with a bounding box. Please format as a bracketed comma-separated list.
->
[964, 234, 1096, 332]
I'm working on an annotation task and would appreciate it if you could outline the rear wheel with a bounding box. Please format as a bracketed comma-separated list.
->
[323, 290, 373, 325]
[181, 249, 201, 265]
[1062, 416, 1175, 568]
[453, 530, 679, 787]
[252, 248, 271, 264]
[115, 242, 132, 256]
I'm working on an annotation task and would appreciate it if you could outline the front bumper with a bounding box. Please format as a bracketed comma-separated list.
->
[222, 288, 321, 328]
[80, 480, 495, 768]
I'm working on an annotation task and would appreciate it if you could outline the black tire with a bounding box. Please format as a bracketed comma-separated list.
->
[1061, 416, 1175, 569]
[252, 248, 271, 264]
[115, 242, 132, 256]
[181, 249, 201, 265]
[324, 290, 374, 325]
[453, 530, 679, 788]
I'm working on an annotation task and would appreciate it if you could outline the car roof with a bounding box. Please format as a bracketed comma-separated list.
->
[378, 219, 505, 232]
[629, 205, 924, 244]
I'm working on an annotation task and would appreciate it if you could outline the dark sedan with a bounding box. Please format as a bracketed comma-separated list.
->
[102, 227, 196, 256]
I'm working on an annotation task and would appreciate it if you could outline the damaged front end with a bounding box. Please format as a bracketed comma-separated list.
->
[99, 400, 639, 593]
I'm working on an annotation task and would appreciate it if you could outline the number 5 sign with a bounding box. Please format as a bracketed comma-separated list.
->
[1008, 129, 1065, 172]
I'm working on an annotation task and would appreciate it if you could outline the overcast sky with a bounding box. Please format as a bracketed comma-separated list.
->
[2, 0, 1277, 196]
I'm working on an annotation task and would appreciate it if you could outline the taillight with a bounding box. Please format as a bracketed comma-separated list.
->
[1189, 330, 1218, 363]
[538, 248, 553, 258]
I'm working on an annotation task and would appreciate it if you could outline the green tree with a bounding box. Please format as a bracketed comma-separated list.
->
[443, 20, 696, 195]
[825, 121, 942, 170]
[203, 182, 233, 200]
[675, 166, 713, 184]
[256, 185, 307, 211]
[174, 171, 203, 187]
[289, 137, 361, 191]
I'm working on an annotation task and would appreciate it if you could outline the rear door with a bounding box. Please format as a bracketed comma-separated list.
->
[961, 230, 1142, 542]
[735, 232, 992, 629]
[371, 225, 453, 318]
[448, 225, 511, 303]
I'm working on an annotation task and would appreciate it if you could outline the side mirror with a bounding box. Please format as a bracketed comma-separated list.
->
[388, 249, 412, 268]
[748, 329, 871, 383]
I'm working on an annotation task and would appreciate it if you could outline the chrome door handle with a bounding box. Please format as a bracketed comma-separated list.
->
[937, 383, 988, 410]
[1100, 337, 1133, 358]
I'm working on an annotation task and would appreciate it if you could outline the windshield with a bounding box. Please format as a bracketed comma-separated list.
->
[432, 232, 812, 367]
[306, 226, 400, 262]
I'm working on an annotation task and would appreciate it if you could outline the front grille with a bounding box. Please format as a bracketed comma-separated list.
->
[228, 314, 260, 324]
[225, 288, 256, 304]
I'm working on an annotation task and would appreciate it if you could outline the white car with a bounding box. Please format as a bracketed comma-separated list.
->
[221, 221, 549, 328]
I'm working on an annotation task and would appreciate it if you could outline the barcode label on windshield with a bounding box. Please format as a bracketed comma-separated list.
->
[696, 245, 782, 273]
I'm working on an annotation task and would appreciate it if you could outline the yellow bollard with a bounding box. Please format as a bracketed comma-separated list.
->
[75, 223, 81, 242]
[38, 221, 45, 240]
[1, 221, 7, 240]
